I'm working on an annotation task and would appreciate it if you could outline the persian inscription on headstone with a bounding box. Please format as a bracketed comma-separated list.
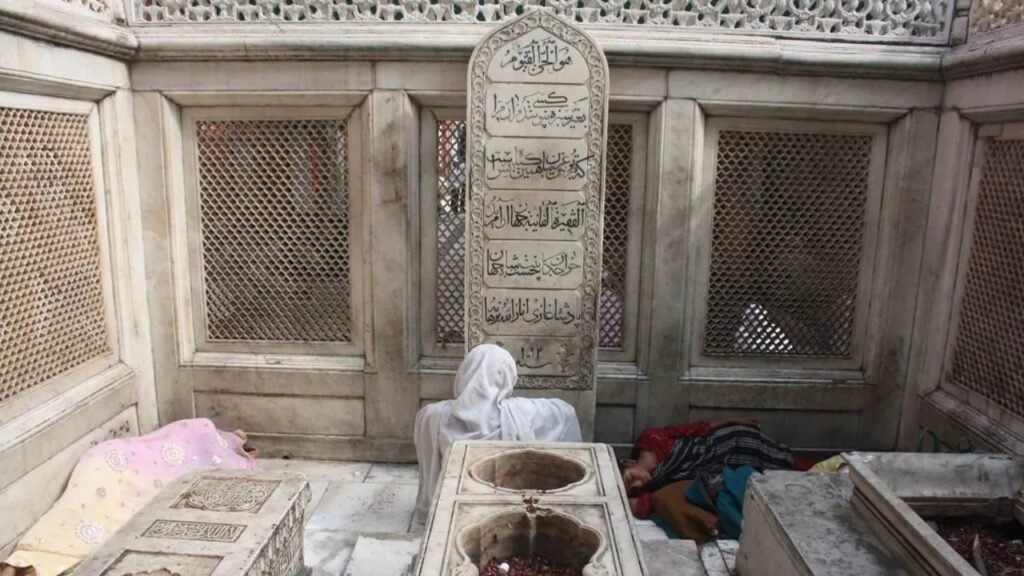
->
[467, 10, 608, 389]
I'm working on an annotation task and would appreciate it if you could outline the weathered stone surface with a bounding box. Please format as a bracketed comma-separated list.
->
[736, 471, 907, 576]
[467, 9, 609, 392]
[73, 469, 310, 576]
[846, 452, 1024, 576]
[641, 540, 703, 575]
[413, 441, 647, 575]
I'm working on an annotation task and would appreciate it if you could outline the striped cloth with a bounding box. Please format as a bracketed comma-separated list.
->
[646, 424, 793, 492]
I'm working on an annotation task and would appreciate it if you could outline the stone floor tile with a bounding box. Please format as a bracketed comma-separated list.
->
[304, 529, 360, 576]
[633, 518, 670, 541]
[642, 540, 705, 575]
[700, 540, 738, 576]
[342, 533, 421, 576]
[365, 463, 420, 484]
[307, 481, 418, 534]
[261, 458, 372, 482]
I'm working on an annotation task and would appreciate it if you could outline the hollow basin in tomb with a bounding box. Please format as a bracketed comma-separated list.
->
[413, 441, 647, 576]
[846, 452, 1024, 576]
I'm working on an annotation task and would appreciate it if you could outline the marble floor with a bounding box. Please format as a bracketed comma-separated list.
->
[261, 458, 724, 576]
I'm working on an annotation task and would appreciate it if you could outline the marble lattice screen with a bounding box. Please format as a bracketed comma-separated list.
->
[0, 102, 113, 408]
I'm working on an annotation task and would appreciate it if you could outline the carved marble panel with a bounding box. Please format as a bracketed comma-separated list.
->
[484, 335, 578, 376]
[483, 137, 592, 191]
[172, 478, 280, 513]
[483, 190, 586, 241]
[467, 10, 608, 391]
[142, 520, 246, 543]
[74, 470, 310, 576]
[485, 84, 590, 138]
[484, 241, 583, 289]
[483, 289, 581, 335]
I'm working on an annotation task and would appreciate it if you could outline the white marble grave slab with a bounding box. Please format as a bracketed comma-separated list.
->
[413, 441, 647, 576]
[74, 469, 310, 576]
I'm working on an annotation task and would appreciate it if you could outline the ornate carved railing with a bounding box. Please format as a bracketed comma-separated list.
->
[130, 0, 954, 44]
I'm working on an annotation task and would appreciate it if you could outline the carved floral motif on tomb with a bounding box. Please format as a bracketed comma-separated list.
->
[243, 500, 304, 576]
[129, 0, 953, 44]
[171, 478, 280, 513]
[969, 0, 1024, 35]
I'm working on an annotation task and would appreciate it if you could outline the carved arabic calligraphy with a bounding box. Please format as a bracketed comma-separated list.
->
[486, 84, 590, 137]
[484, 290, 581, 335]
[484, 192, 586, 240]
[485, 138, 591, 190]
[484, 241, 583, 289]
[499, 37, 574, 77]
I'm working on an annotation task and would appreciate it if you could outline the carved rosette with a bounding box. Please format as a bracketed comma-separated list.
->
[465, 9, 608, 390]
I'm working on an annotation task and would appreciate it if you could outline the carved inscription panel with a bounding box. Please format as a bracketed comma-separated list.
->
[172, 478, 280, 514]
[467, 11, 608, 388]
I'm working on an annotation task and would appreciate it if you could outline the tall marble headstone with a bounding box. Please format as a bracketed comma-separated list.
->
[466, 9, 609, 428]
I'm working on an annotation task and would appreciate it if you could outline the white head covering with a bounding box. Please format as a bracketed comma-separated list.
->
[413, 344, 582, 524]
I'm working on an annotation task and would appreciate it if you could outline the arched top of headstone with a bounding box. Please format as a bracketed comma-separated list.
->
[470, 9, 608, 90]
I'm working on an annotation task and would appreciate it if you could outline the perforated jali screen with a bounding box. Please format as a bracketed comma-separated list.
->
[949, 138, 1024, 418]
[703, 129, 874, 358]
[599, 123, 633, 350]
[435, 119, 466, 346]
[195, 119, 352, 343]
[0, 106, 110, 403]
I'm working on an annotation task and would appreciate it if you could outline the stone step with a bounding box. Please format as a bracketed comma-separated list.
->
[342, 533, 421, 576]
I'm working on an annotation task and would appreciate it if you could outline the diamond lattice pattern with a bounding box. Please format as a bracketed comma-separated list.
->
[435, 119, 467, 345]
[703, 129, 874, 358]
[599, 124, 633, 349]
[1, 107, 110, 403]
[950, 138, 1024, 418]
[196, 119, 352, 343]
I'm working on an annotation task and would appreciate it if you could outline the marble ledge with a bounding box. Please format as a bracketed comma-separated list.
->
[0, 0, 136, 59]
[129, 26, 948, 80]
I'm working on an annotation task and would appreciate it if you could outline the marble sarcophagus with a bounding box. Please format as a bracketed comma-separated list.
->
[74, 469, 310, 576]
[414, 441, 647, 576]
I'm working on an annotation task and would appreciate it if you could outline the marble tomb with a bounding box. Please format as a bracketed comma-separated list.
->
[73, 469, 310, 576]
[413, 441, 647, 575]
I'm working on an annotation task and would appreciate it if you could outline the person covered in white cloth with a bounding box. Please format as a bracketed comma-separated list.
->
[413, 344, 582, 524]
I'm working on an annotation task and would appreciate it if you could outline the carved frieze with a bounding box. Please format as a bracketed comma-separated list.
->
[129, 0, 953, 43]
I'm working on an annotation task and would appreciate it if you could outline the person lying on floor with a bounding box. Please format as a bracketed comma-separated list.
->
[413, 344, 582, 525]
[1, 419, 257, 576]
[620, 418, 794, 519]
